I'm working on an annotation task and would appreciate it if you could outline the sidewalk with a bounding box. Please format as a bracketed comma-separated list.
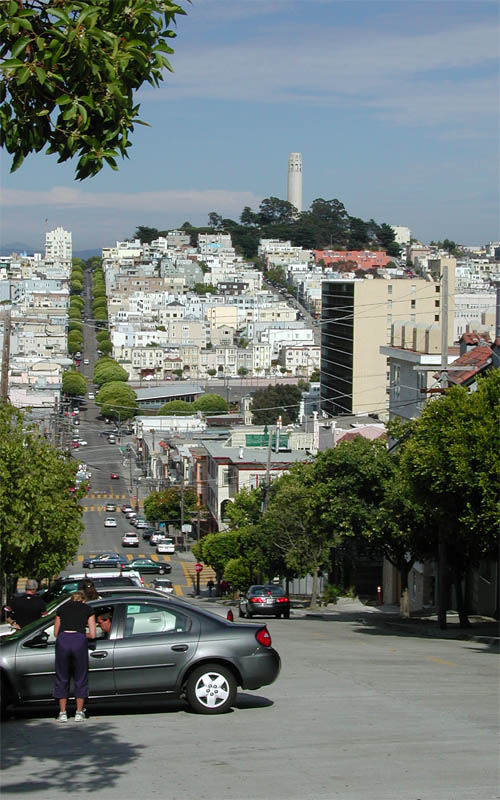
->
[294, 598, 499, 644]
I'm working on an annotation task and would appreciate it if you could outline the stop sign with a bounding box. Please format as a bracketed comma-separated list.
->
[194, 563, 203, 573]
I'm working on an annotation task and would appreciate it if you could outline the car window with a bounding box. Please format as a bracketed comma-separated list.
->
[124, 603, 190, 638]
[251, 586, 284, 596]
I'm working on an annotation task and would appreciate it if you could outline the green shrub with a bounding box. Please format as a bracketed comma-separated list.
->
[319, 584, 343, 606]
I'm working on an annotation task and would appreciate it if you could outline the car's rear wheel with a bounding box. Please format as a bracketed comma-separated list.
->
[282, 610, 290, 619]
[238, 606, 246, 618]
[186, 663, 236, 715]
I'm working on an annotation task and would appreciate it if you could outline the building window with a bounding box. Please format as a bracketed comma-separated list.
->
[435, 314, 440, 322]
[393, 364, 401, 399]
[387, 285, 393, 295]
[435, 285, 440, 293]
[435, 300, 440, 308]
[411, 299, 416, 309]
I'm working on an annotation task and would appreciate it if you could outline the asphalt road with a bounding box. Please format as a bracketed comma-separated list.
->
[65, 274, 190, 592]
[2, 610, 498, 800]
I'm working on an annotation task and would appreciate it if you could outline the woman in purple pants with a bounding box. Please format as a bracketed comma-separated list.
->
[53, 591, 96, 722]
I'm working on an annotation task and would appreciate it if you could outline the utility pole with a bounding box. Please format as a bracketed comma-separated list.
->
[0, 309, 11, 402]
[438, 263, 449, 630]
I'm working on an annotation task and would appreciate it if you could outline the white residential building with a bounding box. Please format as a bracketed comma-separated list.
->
[45, 227, 72, 266]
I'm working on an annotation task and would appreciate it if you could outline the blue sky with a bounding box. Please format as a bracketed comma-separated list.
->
[1, 0, 499, 251]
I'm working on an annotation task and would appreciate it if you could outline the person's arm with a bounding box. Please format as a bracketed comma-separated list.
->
[54, 615, 61, 638]
[5, 602, 20, 629]
[87, 614, 96, 639]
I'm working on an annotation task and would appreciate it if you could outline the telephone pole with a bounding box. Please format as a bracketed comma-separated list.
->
[0, 309, 11, 402]
[438, 264, 449, 630]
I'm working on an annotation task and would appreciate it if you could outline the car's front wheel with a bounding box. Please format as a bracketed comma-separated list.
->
[158, 568, 166, 575]
[186, 663, 237, 715]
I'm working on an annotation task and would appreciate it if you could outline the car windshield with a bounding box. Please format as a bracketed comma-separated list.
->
[251, 586, 285, 596]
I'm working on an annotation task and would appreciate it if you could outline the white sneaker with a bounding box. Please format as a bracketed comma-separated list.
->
[57, 711, 68, 723]
[74, 711, 86, 722]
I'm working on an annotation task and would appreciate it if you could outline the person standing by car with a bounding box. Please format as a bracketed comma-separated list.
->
[53, 591, 96, 723]
[82, 579, 100, 600]
[5, 579, 47, 629]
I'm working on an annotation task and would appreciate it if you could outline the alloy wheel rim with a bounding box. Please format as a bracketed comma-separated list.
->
[194, 672, 230, 708]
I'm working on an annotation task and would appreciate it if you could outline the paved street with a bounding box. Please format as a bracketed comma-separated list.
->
[2, 608, 498, 800]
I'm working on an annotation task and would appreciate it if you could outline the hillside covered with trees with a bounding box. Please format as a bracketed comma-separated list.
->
[134, 196, 401, 259]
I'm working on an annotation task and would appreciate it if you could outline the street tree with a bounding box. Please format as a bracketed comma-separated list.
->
[95, 381, 137, 420]
[396, 371, 500, 628]
[264, 465, 332, 607]
[193, 394, 228, 414]
[144, 487, 198, 527]
[93, 362, 128, 386]
[251, 383, 302, 425]
[157, 400, 193, 415]
[0, 404, 84, 589]
[1, 0, 187, 179]
[62, 371, 87, 397]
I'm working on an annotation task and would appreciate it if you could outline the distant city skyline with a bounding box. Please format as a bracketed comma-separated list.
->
[1, 0, 498, 250]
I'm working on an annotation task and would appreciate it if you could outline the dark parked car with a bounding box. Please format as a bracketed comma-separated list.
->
[239, 585, 290, 619]
[123, 558, 171, 575]
[82, 553, 127, 570]
[39, 573, 143, 603]
[0, 593, 280, 716]
[141, 527, 156, 540]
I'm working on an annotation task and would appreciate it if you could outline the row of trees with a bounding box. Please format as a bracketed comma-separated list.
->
[0, 405, 84, 591]
[134, 198, 401, 259]
[192, 372, 500, 627]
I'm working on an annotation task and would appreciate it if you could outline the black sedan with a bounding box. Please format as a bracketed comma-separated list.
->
[0, 593, 281, 716]
[82, 553, 127, 570]
[123, 558, 172, 575]
[239, 585, 291, 619]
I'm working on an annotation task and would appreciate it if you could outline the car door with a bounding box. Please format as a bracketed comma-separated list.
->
[14, 614, 116, 701]
[112, 601, 200, 695]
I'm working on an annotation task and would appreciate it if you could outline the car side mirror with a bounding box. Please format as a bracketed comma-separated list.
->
[24, 632, 49, 648]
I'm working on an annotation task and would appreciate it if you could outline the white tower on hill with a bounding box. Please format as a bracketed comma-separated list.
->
[287, 152, 302, 213]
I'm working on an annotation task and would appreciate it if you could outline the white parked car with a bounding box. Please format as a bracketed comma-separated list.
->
[104, 517, 117, 528]
[88, 393, 94, 400]
[78, 440, 88, 447]
[84, 359, 89, 365]
[150, 532, 165, 545]
[122, 532, 139, 547]
[157, 539, 175, 554]
[152, 578, 174, 594]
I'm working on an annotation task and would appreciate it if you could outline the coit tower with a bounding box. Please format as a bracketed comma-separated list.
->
[287, 152, 302, 213]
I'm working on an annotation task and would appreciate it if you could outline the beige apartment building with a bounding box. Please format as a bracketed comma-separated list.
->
[320, 268, 454, 417]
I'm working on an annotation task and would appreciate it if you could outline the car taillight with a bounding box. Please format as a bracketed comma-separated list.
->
[139, 575, 144, 585]
[276, 597, 289, 603]
[250, 597, 265, 603]
[227, 609, 234, 622]
[255, 627, 271, 647]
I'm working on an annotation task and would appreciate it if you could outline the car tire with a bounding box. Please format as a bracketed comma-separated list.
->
[238, 607, 246, 618]
[0, 674, 13, 720]
[186, 663, 237, 715]
[88, 564, 94, 569]
[159, 568, 166, 575]
[283, 610, 290, 619]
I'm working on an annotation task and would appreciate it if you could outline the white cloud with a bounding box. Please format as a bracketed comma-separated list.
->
[146, 19, 499, 127]
[2, 186, 262, 213]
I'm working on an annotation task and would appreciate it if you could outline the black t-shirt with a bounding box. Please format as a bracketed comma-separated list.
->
[56, 600, 94, 633]
[10, 593, 46, 628]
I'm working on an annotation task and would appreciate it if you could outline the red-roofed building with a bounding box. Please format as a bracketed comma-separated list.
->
[313, 250, 393, 270]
